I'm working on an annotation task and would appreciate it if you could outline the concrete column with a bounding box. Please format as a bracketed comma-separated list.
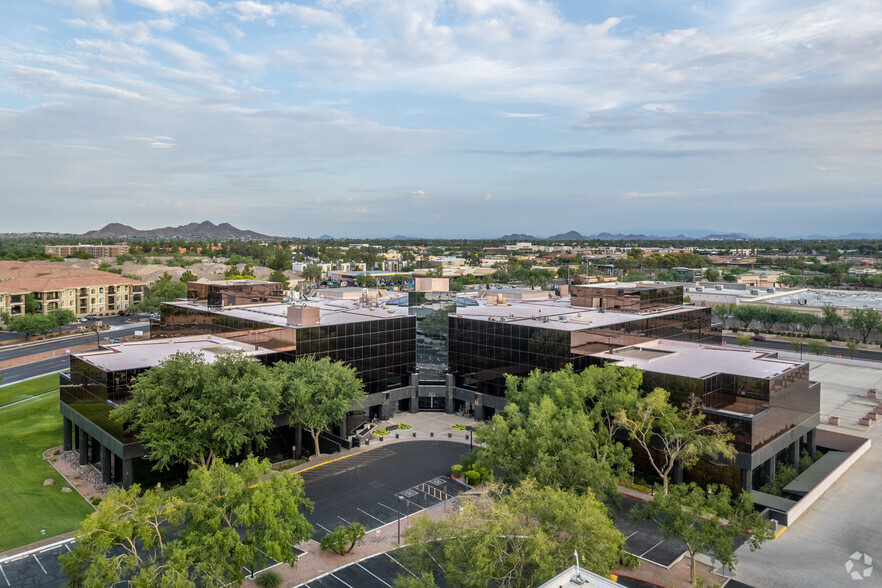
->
[101, 447, 112, 485]
[789, 440, 800, 470]
[380, 402, 393, 420]
[91, 437, 101, 464]
[294, 424, 303, 460]
[121, 458, 133, 489]
[445, 374, 455, 414]
[740, 468, 753, 492]
[767, 455, 777, 484]
[114, 455, 123, 484]
[78, 429, 88, 465]
[63, 418, 72, 451]
[73, 425, 80, 450]
[339, 417, 347, 438]
[807, 429, 817, 455]
[409, 374, 419, 413]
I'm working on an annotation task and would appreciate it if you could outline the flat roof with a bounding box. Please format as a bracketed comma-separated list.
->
[166, 292, 410, 327]
[73, 335, 275, 372]
[765, 289, 882, 310]
[538, 565, 619, 588]
[451, 295, 703, 332]
[592, 339, 805, 379]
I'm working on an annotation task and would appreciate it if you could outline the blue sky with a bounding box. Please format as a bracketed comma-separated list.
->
[1, 0, 880, 238]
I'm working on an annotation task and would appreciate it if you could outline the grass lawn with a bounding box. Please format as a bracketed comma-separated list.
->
[0, 376, 93, 552]
[0, 374, 60, 408]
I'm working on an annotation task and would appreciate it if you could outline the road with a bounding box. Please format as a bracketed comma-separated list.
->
[721, 335, 882, 362]
[0, 322, 151, 385]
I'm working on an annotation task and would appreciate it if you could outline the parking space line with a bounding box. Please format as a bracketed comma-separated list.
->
[330, 573, 355, 587]
[357, 507, 387, 525]
[386, 553, 417, 578]
[337, 515, 352, 524]
[357, 562, 392, 587]
[64, 544, 71, 552]
[625, 531, 638, 539]
[33, 554, 47, 574]
[0, 564, 9, 586]
[640, 539, 664, 557]
[317, 523, 333, 533]
[377, 501, 397, 513]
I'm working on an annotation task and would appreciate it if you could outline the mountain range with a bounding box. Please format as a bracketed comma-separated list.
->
[81, 221, 270, 240]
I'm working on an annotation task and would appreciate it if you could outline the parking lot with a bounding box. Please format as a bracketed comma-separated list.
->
[613, 495, 688, 568]
[296, 550, 449, 588]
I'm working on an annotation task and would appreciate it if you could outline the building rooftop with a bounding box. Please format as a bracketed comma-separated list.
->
[592, 339, 805, 380]
[0, 260, 146, 292]
[450, 294, 702, 332]
[764, 289, 882, 311]
[73, 335, 275, 372]
[166, 291, 411, 327]
[538, 565, 619, 588]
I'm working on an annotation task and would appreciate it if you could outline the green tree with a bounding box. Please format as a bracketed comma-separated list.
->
[269, 247, 292, 271]
[269, 269, 290, 290]
[722, 272, 738, 283]
[616, 389, 736, 495]
[301, 264, 323, 283]
[624, 270, 648, 282]
[735, 333, 753, 347]
[732, 304, 759, 330]
[7, 314, 55, 340]
[353, 274, 377, 287]
[703, 268, 720, 282]
[47, 308, 76, 331]
[656, 270, 674, 281]
[848, 308, 882, 344]
[179, 270, 198, 283]
[24, 293, 41, 314]
[392, 573, 438, 588]
[796, 312, 819, 336]
[402, 479, 624, 588]
[807, 339, 828, 357]
[61, 457, 313, 588]
[275, 356, 367, 457]
[133, 276, 187, 313]
[112, 352, 281, 469]
[846, 339, 860, 358]
[320, 522, 366, 555]
[628, 483, 774, 586]
[820, 303, 843, 336]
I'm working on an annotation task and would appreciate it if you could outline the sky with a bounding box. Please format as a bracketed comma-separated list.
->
[1, 0, 881, 238]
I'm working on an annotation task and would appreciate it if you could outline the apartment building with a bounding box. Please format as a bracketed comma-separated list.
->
[0, 261, 145, 318]
[44, 243, 130, 258]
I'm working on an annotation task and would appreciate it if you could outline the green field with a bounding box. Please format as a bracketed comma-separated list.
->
[0, 376, 93, 552]
[0, 374, 60, 408]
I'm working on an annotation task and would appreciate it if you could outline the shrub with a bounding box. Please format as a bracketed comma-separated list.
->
[255, 570, 284, 588]
[372, 429, 390, 436]
[799, 449, 815, 472]
[451, 464, 463, 477]
[320, 522, 366, 555]
[90, 497, 102, 506]
[397, 423, 412, 430]
[464, 469, 481, 485]
[452, 424, 467, 430]
[53, 449, 60, 456]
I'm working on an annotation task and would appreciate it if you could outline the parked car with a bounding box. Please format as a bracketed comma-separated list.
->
[751, 335, 766, 342]
[117, 310, 130, 316]
[85, 313, 100, 320]
[149, 312, 160, 320]
[77, 317, 88, 323]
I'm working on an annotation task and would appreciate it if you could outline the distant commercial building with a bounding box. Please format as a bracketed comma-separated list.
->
[44, 243, 130, 258]
[0, 261, 145, 318]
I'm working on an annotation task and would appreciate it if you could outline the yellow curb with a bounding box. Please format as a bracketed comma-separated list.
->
[774, 525, 787, 539]
[293, 446, 378, 476]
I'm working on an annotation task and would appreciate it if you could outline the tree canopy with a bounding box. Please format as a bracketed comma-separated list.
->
[275, 356, 366, 457]
[402, 479, 625, 588]
[112, 352, 281, 469]
[61, 457, 313, 588]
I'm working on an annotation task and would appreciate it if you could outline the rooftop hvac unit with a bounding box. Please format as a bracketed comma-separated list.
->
[750, 289, 759, 295]
[715, 285, 723, 290]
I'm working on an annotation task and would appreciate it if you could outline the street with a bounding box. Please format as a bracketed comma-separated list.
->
[721, 336, 882, 363]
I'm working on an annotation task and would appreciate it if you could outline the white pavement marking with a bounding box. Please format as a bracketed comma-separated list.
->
[330, 573, 355, 588]
[356, 507, 386, 525]
[385, 553, 417, 578]
[33, 554, 47, 574]
[337, 515, 352, 524]
[641, 539, 665, 557]
[357, 562, 392, 587]
[316, 523, 332, 533]
[0, 564, 9, 586]
[376, 501, 397, 513]
[64, 544, 71, 552]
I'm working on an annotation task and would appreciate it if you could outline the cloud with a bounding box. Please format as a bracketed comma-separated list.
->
[125, 0, 212, 17]
[500, 112, 543, 118]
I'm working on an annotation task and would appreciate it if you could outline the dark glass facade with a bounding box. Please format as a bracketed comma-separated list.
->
[449, 307, 717, 398]
[186, 281, 284, 308]
[571, 284, 684, 311]
[408, 292, 456, 383]
[153, 304, 416, 394]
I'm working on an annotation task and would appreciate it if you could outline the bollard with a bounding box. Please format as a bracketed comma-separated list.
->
[396, 432, 399, 439]
[413, 431, 417, 437]
[430, 431, 434, 437]
[448, 432, 452, 438]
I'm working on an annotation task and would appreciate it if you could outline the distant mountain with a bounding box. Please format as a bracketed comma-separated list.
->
[498, 233, 537, 241]
[546, 230, 586, 240]
[81, 221, 270, 240]
[317, 234, 334, 240]
[796, 232, 882, 240]
[701, 233, 752, 240]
